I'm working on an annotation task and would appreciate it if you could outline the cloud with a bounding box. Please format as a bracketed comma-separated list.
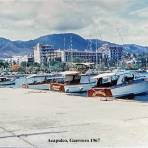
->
[0, 0, 147, 45]
[130, 7, 148, 18]
[34, 0, 99, 31]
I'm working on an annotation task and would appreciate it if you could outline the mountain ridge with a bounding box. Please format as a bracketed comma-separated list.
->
[0, 33, 148, 57]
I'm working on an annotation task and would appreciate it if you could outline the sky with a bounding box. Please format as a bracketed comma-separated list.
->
[0, 0, 148, 45]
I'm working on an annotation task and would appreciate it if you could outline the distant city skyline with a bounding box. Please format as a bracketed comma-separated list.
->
[0, 0, 148, 46]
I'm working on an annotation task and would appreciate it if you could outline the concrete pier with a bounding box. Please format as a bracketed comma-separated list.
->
[0, 88, 148, 147]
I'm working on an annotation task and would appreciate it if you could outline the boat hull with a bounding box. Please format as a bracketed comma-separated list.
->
[50, 83, 65, 92]
[27, 83, 49, 90]
[22, 83, 50, 90]
[88, 79, 148, 98]
[88, 88, 112, 97]
[0, 80, 15, 86]
[50, 82, 96, 93]
[64, 82, 96, 93]
[111, 80, 148, 97]
[22, 76, 64, 90]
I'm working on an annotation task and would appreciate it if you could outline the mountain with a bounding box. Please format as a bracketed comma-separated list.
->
[123, 44, 148, 54]
[0, 33, 147, 57]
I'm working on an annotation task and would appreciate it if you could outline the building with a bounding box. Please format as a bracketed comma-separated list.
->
[109, 46, 123, 61]
[33, 43, 55, 64]
[46, 51, 62, 62]
[60, 50, 102, 64]
[27, 55, 34, 64]
[3, 55, 33, 65]
[33, 43, 103, 64]
[98, 44, 123, 62]
[46, 50, 102, 64]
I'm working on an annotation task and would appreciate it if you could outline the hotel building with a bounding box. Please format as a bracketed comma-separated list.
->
[33, 43, 102, 64]
[33, 43, 54, 64]
[98, 44, 123, 62]
[33, 43, 123, 65]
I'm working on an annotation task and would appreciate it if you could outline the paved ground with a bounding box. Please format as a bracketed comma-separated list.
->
[0, 88, 148, 148]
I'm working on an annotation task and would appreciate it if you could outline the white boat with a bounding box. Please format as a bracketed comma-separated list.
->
[0, 76, 15, 86]
[22, 74, 64, 90]
[70, 63, 98, 75]
[88, 71, 148, 98]
[50, 71, 96, 93]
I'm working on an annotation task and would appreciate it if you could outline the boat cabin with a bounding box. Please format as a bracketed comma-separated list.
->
[88, 71, 147, 97]
[58, 71, 80, 85]
[0, 77, 9, 82]
[26, 73, 63, 84]
[94, 72, 136, 88]
[70, 63, 97, 75]
[57, 71, 95, 85]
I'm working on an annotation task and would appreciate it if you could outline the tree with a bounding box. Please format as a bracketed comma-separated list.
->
[49, 60, 65, 72]
[0, 60, 9, 69]
[20, 61, 28, 68]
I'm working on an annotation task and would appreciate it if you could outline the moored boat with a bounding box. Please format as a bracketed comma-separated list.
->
[0, 76, 15, 86]
[22, 74, 64, 90]
[70, 63, 98, 75]
[50, 71, 97, 93]
[88, 71, 148, 98]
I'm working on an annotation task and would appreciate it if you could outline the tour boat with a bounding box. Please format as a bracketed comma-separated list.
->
[50, 71, 97, 93]
[88, 71, 148, 98]
[70, 63, 98, 75]
[0, 76, 15, 86]
[22, 74, 64, 90]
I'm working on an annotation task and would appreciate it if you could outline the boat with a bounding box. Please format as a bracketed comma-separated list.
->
[70, 63, 98, 75]
[22, 74, 64, 90]
[88, 71, 148, 98]
[0, 76, 15, 86]
[50, 71, 97, 93]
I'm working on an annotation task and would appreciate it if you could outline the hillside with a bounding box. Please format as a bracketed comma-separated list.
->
[0, 33, 147, 57]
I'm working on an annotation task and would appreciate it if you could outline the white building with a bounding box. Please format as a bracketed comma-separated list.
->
[33, 43, 103, 64]
[45, 50, 102, 64]
[33, 43, 54, 64]
[3, 55, 33, 65]
[60, 50, 102, 63]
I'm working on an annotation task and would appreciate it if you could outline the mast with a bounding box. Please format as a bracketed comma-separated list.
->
[89, 39, 92, 51]
[97, 28, 103, 69]
[25, 53, 27, 74]
[70, 36, 73, 62]
[89, 37, 93, 63]
[115, 26, 124, 68]
[64, 36, 65, 51]
[95, 39, 98, 66]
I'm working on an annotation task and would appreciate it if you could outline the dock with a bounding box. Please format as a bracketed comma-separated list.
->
[0, 88, 148, 147]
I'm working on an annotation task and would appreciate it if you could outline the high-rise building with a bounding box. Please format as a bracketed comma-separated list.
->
[33, 43, 103, 64]
[98, 44, 123, 62]
[60, 50, 102, 64]
[33, 43, 55, 64]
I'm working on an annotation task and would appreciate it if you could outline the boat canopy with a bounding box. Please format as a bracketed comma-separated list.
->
[26, 74, 54, 79]
[0, 77, 7, 79]
[83, 62, 94, 65]
[60, 71, 80, 76]
[26, 74, 37, 79]
[75, 62, 94, 66]
[93, 73, 116, 79]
